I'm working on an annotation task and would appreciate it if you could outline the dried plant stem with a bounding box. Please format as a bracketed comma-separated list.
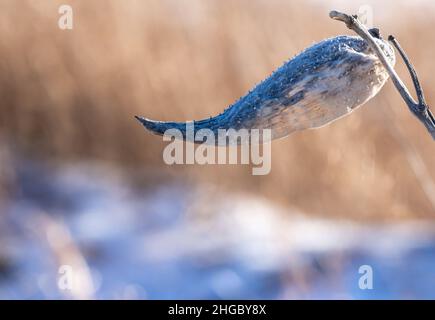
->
[330, 10, 435, 140]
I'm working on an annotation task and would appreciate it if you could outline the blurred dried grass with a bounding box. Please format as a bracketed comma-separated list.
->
[0, 0, 434, 219]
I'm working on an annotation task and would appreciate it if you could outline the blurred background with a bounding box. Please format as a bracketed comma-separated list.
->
[0, 0, 435, 299]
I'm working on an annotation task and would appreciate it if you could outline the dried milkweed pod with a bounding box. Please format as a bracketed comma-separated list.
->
[136, 11, 435, 143]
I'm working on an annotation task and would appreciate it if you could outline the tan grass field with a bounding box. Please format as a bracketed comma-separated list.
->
[0, 0, 434, 219]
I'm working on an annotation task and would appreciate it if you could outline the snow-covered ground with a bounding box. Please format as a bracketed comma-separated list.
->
[1, 161, 435, 299]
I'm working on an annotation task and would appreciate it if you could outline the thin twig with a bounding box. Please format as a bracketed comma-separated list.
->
[388, 36, 426, 106]
[329, 10, 435, 140]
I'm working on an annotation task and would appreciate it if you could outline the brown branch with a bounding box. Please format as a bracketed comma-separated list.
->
[329, 10, 435, 140]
